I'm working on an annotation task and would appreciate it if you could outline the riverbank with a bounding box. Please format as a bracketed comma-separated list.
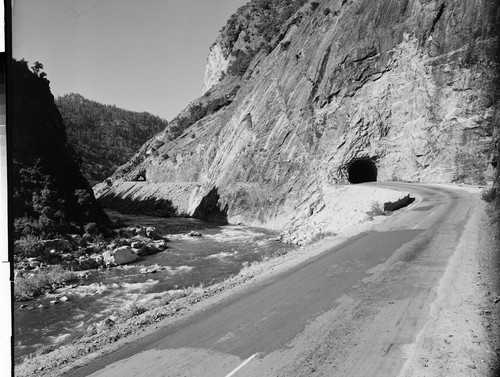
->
[13, 225, 170, 302]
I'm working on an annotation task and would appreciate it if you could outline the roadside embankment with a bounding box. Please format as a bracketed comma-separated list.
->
[278, 184, 412, 245]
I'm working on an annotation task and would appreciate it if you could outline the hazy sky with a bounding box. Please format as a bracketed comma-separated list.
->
[12, 0, 249, 121]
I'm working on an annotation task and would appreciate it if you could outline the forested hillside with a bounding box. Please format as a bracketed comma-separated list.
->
[10, 59, 108, 239]
[55, 93, 168, 183]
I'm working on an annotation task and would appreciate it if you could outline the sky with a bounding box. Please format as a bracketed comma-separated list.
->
[11, 0, 249, 121]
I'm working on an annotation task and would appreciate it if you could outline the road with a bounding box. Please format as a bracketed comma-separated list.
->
[71, 183, 476, 377]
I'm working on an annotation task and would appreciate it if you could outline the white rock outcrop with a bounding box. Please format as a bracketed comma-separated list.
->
[202, 43, 230, 94]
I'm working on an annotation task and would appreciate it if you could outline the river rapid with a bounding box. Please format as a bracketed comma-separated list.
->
[14, 210, 297, 362]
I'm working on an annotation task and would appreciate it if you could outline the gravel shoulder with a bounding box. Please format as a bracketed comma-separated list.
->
[398, 196, 500, 377]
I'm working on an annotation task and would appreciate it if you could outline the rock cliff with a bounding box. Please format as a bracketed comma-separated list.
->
[97, 0, 500, 229]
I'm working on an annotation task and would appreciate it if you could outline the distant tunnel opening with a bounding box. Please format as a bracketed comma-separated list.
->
[347, 158, 377, 184]
[133, 173, 146, 182]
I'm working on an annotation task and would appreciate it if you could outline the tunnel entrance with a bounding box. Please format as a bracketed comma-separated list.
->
[132, 172, 146, 181]
[347, 157, 377, 184]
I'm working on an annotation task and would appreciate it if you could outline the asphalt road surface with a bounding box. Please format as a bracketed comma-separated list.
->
[70, 183, 476, 377]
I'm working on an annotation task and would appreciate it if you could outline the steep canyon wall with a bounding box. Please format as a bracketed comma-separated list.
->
[97, 0, 500, 227]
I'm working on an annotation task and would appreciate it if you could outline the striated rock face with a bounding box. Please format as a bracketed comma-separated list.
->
[98, 0, 500, 228]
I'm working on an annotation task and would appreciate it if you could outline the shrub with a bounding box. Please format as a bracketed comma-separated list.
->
[309, 231, 336, 244]
[119, 302, 147, 319]
[261, 43, 274, 54]
[366, 202, 386, 217]
[84, 222, 98, 234]
[14, 266, 78, 301]
[13, 235, 48, 259]
[280, 40, 291, 51]
[481, 187, 496, 203]
[12, 160, 82, 238]
[74, 189, 99, 220]
[310, 2, 320, 11]
[120, 302, 147, 319]
[228, 49, 255, 76]
[168, 88, 239, 140]
[35, 345, 56, 356]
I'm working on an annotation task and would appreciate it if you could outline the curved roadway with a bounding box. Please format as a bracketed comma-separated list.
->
[70, 182, 477, 377]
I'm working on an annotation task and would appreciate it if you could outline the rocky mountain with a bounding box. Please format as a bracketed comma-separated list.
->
[203, 0, 309, 92]
[55, 93, 168, 184]
[96, 0, 500, 228]
[10, 59, 109, 238]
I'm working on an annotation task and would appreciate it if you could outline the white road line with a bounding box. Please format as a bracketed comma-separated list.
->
[412, 192, 448, 229]
[224, 353, 259, 377]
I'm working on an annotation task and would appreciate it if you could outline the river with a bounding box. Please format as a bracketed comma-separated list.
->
[14, 210, 297, 362]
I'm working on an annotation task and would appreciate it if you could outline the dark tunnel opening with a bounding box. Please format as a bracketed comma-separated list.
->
[347, 157, 378, 184]
[132, 172, 146, 181]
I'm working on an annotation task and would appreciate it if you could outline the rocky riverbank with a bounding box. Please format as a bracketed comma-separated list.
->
[13, 225, 170, 301]
[14, 183, 411, 302]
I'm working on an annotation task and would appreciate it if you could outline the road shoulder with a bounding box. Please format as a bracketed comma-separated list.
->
[398, 197, 500, 377]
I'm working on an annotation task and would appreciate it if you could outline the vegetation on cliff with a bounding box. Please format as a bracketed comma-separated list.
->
[167, 84, 240, 140]
[219, 0, 309, 77]
[9, 59, 109, 240]
[55, 93, 168, 183]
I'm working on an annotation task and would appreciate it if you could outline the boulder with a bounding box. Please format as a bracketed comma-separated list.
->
[134, 226, 146, 236]
[137, 244, 160, 256]
[146, 227, 163, 240]
[82, 233, 94, 243]
[78, 257, 100, 270]
[107, 238, 130, 250]
[151, 240, 168, 251]
[188, 231, 203, 237]
[119, 227, 136, 238]
[103, 246, 139, 266]
[131, 240, 145, 249]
